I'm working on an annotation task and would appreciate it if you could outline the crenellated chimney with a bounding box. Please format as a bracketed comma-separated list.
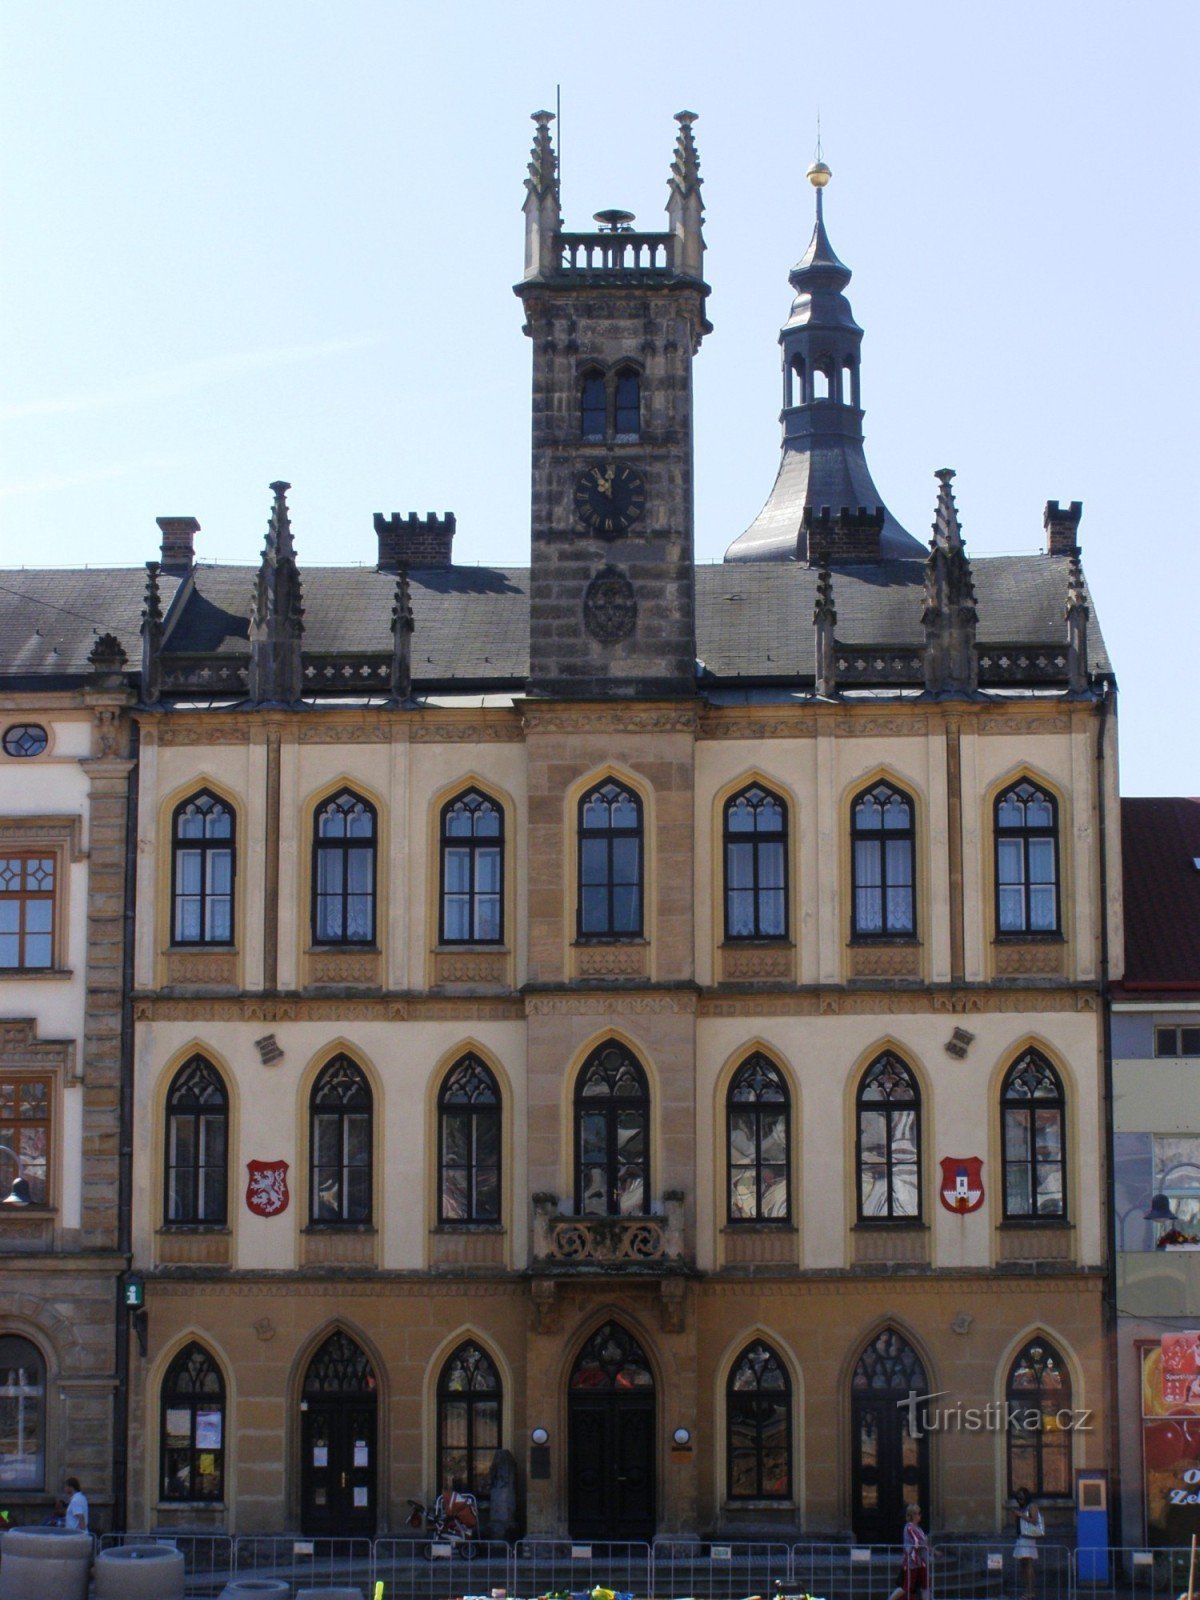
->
[156, 516, 199, 576]
[802, 505, 884, 565]
[1044, 500, 1082, 557]
[374, 512, 456, 572]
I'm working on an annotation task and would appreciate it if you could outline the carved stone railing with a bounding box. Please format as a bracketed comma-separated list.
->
[302, 654, 392, 690]
[159, 655, 249, 695]
[532, 1191, 685, 1267]
[558, 232, 674, 273]
[835, 646, 924, 684]
[978, 645, 1070, 683]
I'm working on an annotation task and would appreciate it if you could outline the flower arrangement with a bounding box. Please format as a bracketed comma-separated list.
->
[1157, 1227, 1200, 1247]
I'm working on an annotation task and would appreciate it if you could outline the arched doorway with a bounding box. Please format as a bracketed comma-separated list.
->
[850, 1328, 930, 1541]
[300, 1330, 378, 1535]
[567, 1321, 655, 1539]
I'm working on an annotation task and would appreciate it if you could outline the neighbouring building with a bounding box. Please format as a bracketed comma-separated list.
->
[1112, 798, 1200, 1547]
[0, 611, 141, 1530]
[2, 112, 1122, 1542]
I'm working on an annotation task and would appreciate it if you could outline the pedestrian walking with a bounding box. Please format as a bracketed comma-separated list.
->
[888, 1503, 932, 1600]
[1013, 1487, 1044, 1600]
[63, 1476, 88, 1532]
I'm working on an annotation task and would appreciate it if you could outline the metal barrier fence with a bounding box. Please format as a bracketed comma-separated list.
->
[512, 1538, 653, 1600]
[654, 1539, 791, 1598]
[88, 1535, 1200, 1600]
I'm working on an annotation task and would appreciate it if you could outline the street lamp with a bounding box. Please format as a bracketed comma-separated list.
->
[0, 1144, 33, 1207]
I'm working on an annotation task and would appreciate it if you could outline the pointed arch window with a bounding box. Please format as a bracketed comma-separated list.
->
[727, 1054, 790, 1223]
[0, 1335, 45, 1489]
[996, 781, 1060, 934]
[727, 1341, 792, 1500]
[439, 1055, 501, 1224]
[165, 1055, 228, 1225]
[440, 790, 503, 944]
[851, 781, 916, 937]
[310, 1056, 372, 1224]
[160, 1342, 225, 1502]
[171, 790, 234, 945]
[1007, 1337, 1072, 1497]
[614, 368, 641, 441]
[578, 780, 643, 939]
[437, 1342, 502, 1498]
[724, 784, 788, 939]
[312, 790, 376, 946]
[574, 1041, 650, 1217]
[1001, 1050, 1066, 1218]
[857, 1053, 921, 1221]
[581, 370, 607, 442]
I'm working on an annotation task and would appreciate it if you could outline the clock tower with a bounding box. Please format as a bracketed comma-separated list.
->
[516, 111, 710, 697]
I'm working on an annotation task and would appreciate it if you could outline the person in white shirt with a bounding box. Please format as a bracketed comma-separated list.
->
[63, 1477, 88, 1532]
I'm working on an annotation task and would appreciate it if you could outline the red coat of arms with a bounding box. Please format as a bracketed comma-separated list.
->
[940, 1156, 984, 1213]
[246, 1160, 290, 1216]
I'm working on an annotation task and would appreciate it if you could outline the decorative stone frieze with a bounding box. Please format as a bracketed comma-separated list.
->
[993, 940, 1066, 977]
[853, 1227, 930, 1266]
[996, 1225, 1075, 1265]
[157, 1229, 232, 1267]
[433, 949, 510, 987]
[301, 1228, 377, 1268]
[720, 943, 794, 983]
[304, 948, 383, 988]
[848, 943, 922, 980]
[574, 943, 649, 979]
[163, 949, 239, 990]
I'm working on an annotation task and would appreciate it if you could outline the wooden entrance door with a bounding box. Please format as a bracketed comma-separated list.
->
[850, 1328, 929, 1542]
[567, 1322, 655, 1540]
[300, 1332, 377, 1536]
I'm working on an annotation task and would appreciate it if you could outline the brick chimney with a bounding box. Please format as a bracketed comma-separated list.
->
[1043, 500, 1082, 557]
[156, 516, 199, 576]
[802, 505, 884, 565]
[374, 513, 456, 572]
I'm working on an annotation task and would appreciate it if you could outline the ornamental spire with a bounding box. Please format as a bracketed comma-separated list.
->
[922, 469, 978, 696]
[140, 560, 163, 704]
[666, 111, 705, 279]
[522, 110, 561, 281]
[813, 553, 838, 697]
[248, 480, 305, 705]
[1066, 547, 1090, 694]
[390, 564, 415, 702]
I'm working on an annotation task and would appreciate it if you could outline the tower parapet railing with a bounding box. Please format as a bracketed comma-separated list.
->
[557, 231, 675, 273]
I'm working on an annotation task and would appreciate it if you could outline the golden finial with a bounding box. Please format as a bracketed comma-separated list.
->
[807, 160, 831, 188]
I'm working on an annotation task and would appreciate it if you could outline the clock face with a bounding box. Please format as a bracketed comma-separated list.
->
[573, 463, 646, 537]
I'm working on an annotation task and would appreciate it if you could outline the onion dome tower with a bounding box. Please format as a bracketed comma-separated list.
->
[725, 162, 923, 564]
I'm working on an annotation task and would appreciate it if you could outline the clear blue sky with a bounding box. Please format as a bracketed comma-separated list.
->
[2, 1, 1197, 794]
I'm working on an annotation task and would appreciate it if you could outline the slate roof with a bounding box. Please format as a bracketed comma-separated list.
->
[0, 552, 1110, 690]
[1118, 798, 1200, 993]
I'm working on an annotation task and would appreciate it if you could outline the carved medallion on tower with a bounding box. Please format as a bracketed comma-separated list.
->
[573, 463, 646, 537]
[583, 565, 637, 642]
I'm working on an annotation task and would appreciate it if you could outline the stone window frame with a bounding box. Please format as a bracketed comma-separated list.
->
[849, 778, 918, 941]
[0, 1019, 75, 1223]
[435, 1340, 502, 1501]
[159, 1340, 227, 1504]
[436, 1053, 502, 1227]
[438, 788, 505, 947]
[577, 358, 644, 445]
[993, 777, 1062, 938]
[163, 1055, 230, 1228]
[999, 1048, 1068, 1222]
[722, 783, 790, 943]
[0, 818, 82, 980]
[169, 789, 237, 949]
[725, 1338, 794, 1502]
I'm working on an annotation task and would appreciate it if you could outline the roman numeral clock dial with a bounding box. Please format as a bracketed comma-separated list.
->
[573, 462, 646, 537]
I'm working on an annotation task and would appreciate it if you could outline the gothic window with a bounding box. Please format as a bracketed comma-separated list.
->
[851, 781, 916, 937]
[570, 1322, 654, 1390]
[0, 1336, 45, 1489]
[160, 1342, 225, 1502]
[727, 1054, 790, 1223]
[1007, 1337, 1072, 1497]
[438, 1055, 501, 1224]
[614, 368, 641, 441]
[857, 1053, 921, 1221]
[312, 790, 376, 945]
[165, 1056, 228, 1225]
[727, 1341, 792, 1500]
[437, 1342, 501, 1498]
[171, 790, 235, 945]
[0, 851, 55, 970]
[0, 1073, 49, 1205]
[581, 370, 606, 442]
[310, 1056, 372, 1224]
[574, 1041, 650, 1217]
[995, 781, 1060, 935]
[1001, 1050, 1066, 1219]
[724, 783, 788, 939]
[578, 780, 643, 939]
[440, 790, 503, 944]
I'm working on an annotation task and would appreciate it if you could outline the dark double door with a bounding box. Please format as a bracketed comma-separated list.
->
[567, 1322, 656, 1540]
[850, 1329, 930, 1542]
[300, 1332, 378, 1536]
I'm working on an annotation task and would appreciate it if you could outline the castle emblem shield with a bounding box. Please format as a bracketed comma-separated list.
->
[939, 1156, 984, 1213]
[247, 1159, 290, 1216]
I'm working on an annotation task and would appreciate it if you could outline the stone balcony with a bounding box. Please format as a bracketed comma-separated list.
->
[531, 1191, 686, 1271]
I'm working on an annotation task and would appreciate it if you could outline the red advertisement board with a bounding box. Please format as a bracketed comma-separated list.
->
[1142, 1342, 1200, 1544]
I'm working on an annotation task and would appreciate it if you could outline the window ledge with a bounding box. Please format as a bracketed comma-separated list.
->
[169, 943, 236, 952]
[993, 932, 1064, 944]
[154, 1501, 227, 1512]
[572, 937, 649, 947]
[306, 944, 380, 955]
[0, 967, 72, 981]
[848, 935, 920, 947]
[0, 1205, 56, 1218]
[720, 939, 793, 950]
[434, 943, 509, 954]
[302, 1222, 377, 1234]
[998, 1217, 1072, 1229]
[157, 1224, 232, 1236]
[432, 1223, 505, 1234]
[721, 1498, 798, 1512]
[852, 1219, 928, 1231]
[721, 1221, 796, 1233]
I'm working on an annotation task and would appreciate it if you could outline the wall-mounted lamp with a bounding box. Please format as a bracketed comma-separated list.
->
[672, 1427, 691, 1446]
[0, 1144, 32, 1207]
[1145, 1193, 1178, 1223]
[530, 1427, 549, 1446]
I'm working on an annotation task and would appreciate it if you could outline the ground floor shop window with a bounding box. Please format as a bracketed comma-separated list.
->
[1141, 1339, 1200, 1545]
[0, 1336, 44, 1489]
[437, 1341, 501, 1498]
[1007, 1337, 1072, 1498]
[161, 1342, 225, 1501]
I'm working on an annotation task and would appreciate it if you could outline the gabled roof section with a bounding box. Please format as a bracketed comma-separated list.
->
[1119, 798, 1200, 993]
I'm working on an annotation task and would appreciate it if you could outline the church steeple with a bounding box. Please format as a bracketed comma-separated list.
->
[726, 164, 922, 565]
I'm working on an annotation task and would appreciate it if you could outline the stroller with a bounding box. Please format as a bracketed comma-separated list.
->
[407, 1487, 480, 1560]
